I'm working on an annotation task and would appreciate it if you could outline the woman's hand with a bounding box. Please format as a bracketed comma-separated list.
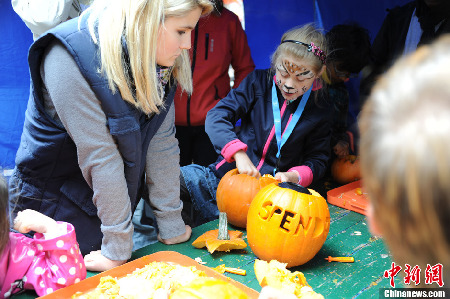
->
[234, 150, 260, 178]
[333, 140, 349, 158]
[274, 171, 299, 184]
[84, 250, 127, 272]
[157, 225, 192, 245]
[13, 209, 59, 235]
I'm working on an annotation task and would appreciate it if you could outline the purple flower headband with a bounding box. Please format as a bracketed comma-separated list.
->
[281, 40, 327, 64]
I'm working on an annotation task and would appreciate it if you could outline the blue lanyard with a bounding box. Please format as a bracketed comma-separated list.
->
[271, 83, 311, 174]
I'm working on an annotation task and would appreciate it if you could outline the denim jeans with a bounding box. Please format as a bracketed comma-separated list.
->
[180, 164, 221, 226]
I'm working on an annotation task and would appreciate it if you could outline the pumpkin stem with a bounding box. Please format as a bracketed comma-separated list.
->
[218, 212, 230, 240]
[278, 182, 311, 195]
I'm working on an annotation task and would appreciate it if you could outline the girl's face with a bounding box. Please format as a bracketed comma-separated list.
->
[156, 7, 202, 67]
[275, 55, 323, 101]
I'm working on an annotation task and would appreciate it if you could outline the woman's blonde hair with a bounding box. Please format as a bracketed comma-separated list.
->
[85, 0, 212, 114]
[360, 36, 450, 282]
[271, 23, 327, 75]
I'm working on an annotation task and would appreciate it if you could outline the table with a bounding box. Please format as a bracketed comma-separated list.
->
[15, 202, 401, 299]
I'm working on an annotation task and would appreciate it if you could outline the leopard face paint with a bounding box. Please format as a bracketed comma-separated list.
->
[275, 57, 317, 101]
[282, 59, 315, 80]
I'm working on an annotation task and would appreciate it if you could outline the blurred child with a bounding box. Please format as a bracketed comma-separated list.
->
[0, 175, 86, 297]
[181, 23, 332, 225]
[360, 36, 450, 286]
[324, 23, 371, 158]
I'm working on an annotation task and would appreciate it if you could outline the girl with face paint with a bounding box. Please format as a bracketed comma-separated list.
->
[179, 23, 333, 227]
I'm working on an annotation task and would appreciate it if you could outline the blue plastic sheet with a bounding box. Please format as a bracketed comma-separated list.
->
[0, 1, 33, 171]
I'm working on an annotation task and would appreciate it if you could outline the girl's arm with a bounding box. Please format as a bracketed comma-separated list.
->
[145, 102, 191, 243]
[42, 41, 132, 269]
[13, 211, 86, 297]
[297, 111, 333, 185]
[205, 70, 258, 153]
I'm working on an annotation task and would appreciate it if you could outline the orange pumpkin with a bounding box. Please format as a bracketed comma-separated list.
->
[247, 182, 330, 268]
[331, 155, 361, 184]
[216, 169, 278, 228]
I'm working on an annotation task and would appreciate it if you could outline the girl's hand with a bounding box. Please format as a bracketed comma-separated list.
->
[274, 171, 299, 184]
[234, 150, 260, 178]
[13, 209, 59, 235]
[157, 225, 192, 245]
[333, 140, 349, 158]
[84, 250, 127, 272]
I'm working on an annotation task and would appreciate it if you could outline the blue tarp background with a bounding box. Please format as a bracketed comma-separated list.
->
[0, 0, 410, 171]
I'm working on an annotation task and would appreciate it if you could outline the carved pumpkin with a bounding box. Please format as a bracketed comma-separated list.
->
[331, 155, 361, 184]
[216, 168, 278, 228]
[170, 277, 249, 299]
[247, 182, 330, 267]
[192, 212, 247, 254]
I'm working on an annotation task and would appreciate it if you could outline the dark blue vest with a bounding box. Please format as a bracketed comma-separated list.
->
[11, 17, 176, 254]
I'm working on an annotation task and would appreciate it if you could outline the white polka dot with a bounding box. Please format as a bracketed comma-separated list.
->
[70, 248, 74, 254]
[51, 265, 59, 272]
[75, 258, 78, 264]
[23, 276, 27, 282]
[40, 281, 45, 288]
[34, 267, 43, 275]
[59, 255, 68, 263]
[27, 250, 35, 256]
[79, 263, 83, 269]
[57, 277, 66, 285]
[75, 278, 80, 283]
[37, 244, 43, 251]
[4, 291, 11, 297]
[56, 240, 64, 248]
[46, 288, 53, 294]
[69, 267, 76, 275]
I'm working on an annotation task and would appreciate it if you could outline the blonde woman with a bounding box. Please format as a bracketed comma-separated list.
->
[9, 0, 213, 272]
[360, 36, 450, 286]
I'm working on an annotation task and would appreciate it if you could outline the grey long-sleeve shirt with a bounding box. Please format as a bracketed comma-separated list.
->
[40, 40, 186, 260]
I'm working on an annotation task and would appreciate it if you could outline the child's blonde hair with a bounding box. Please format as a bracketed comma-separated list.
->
[0, 175, 9, 254]
[271, 23, 327, 75]
[85, 0, 213, 115]
[360, 36, 450, 283]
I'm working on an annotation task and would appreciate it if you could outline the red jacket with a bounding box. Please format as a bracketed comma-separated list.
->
[174, 8, 255, 126]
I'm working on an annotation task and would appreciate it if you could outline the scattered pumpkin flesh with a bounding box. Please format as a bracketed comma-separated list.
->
[254, 259, 324, 298]
[170, 277, 250, 299]
[192, 212, 247, 254]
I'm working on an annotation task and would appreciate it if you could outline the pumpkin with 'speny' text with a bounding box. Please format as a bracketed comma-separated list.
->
[247, 182, 330, 268]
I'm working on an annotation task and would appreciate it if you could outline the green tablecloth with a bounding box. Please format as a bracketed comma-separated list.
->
[15, 203, 402, 298]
